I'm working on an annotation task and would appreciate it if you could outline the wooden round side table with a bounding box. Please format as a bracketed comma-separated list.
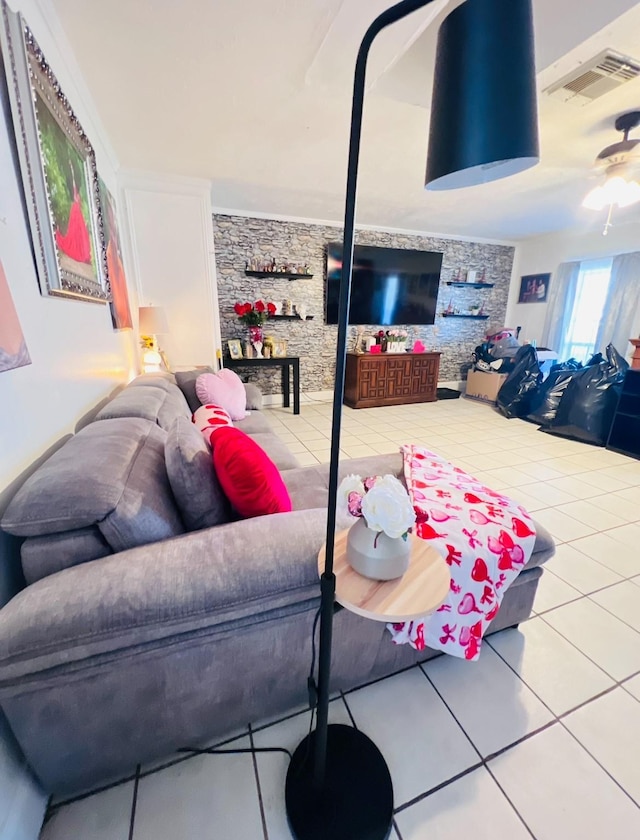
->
[318, 528, 451, 622]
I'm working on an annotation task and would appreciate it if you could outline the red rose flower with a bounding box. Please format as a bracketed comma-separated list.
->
[255, 300, 266, 313]
[234, 302, 244, 315]
[267, 302, 276, 315]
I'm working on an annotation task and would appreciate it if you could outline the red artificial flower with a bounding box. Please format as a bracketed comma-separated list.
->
[255, 300, 266, 313]
[267, 302, 276, 315]
[243, 302, 253, 315]
[234, 302, 244, 315]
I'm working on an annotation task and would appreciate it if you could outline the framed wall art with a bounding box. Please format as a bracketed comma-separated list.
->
[518, 273, 550, 304]
[99, 178, 132, 329]
[0, 259, 31, 373]
[0, 1, 108, 303]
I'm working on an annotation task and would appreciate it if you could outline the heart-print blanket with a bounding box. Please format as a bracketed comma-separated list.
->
[386, 445, 537, 661]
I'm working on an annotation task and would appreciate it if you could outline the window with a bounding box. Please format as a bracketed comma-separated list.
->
[560, 258, 613, 362]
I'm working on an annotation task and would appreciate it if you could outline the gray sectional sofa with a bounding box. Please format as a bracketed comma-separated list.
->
[0, 373, 555, 795]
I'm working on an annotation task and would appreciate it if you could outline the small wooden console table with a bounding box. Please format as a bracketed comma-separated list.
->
[344, 351, 441, 409]
[226, 356, 300, 414]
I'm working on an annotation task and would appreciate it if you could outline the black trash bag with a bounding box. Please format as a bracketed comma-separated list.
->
[526, 366, 581, 426]
[549, 358, 582, 374]
[543, 344, 629, 445]
[497, 345, 543, 418]
[585, 352, 604, 367]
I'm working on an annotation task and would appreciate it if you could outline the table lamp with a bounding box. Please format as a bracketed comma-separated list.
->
[138, 305, 169, 372]
[284, 1, 539, 838]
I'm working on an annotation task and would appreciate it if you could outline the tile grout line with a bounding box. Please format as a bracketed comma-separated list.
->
[127, 765, 140, 840]
[248, 724, 270, 840]
[394, 663, 537, 837]
[487, 630, 640, 809]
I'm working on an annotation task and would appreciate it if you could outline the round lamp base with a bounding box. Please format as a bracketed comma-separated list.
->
[285, 723, 393, 840]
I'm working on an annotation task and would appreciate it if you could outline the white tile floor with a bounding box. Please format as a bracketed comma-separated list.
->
[41, 395, 640, 839]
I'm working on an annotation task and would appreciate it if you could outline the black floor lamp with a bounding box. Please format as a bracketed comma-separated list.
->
[285, 1, 539, 837]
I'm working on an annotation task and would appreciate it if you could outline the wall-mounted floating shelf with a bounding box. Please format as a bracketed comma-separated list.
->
[270, 314, 314, 321]
[245, 270, 314, 280]
[445, 282, 495, 289]
[441, 313, 490, 320]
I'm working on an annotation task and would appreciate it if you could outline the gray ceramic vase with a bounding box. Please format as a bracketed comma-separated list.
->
[346, 517, 410, 581]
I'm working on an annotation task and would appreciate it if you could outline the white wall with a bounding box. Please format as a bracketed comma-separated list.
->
[121, 172, 221, 369]
[0, 1, 135, 836]
[507, 219, 640, 348]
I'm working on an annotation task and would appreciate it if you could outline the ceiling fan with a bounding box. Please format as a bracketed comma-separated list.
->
[582, 110, 640, 235]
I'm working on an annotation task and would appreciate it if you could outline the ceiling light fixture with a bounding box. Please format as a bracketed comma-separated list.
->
[582, 110, 640, 235]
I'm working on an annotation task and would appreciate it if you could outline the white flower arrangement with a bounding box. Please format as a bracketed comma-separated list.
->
[338, 473, 416, 540]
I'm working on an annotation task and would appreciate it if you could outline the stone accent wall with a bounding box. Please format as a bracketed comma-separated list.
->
[213, 214, 514, 395]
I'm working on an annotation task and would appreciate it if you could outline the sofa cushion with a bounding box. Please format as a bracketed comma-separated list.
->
[212, 427, 292, 518]
[94, 383, 190, 430]
[21, 527, 112, 585]
[247, 433, 300, 471]
[244, 383, 263, 410]
[165, 417, 231, 531]
[196, 371, 247, 421]
[234, 412, 273, 435]
[175, 367, 214, 413]
[2, 418, 184, 551]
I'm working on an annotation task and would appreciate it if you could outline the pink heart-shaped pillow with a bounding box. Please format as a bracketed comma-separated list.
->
[196, 370, 247, 420]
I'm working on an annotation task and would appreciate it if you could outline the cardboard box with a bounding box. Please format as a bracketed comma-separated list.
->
[465, 370, 508, 404]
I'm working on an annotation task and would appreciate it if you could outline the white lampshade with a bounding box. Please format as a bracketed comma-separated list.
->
[138, 306, 169, 335]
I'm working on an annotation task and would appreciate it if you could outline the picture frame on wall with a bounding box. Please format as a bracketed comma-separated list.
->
[0, 2, 108, 304]
[518, 273, 550, 304]
[98, 178, 132, 329]
[227, 339, 243, 360]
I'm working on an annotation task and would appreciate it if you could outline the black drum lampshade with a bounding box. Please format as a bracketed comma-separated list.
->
[425, 0, 539, 190]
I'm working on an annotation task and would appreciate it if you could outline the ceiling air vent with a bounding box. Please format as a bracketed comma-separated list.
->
[544, 50, 640, 106]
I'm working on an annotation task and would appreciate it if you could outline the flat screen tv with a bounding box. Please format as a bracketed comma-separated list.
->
[325, 242, 442, 326]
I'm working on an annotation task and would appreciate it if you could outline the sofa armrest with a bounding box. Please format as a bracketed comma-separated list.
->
[0, 509, 329, 683]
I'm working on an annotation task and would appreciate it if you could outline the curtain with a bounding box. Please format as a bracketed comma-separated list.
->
[595, 251, 640, 357]
[541, 261, 580, 355]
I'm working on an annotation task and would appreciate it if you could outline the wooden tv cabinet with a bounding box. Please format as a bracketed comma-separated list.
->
[344, 351, 441, 409]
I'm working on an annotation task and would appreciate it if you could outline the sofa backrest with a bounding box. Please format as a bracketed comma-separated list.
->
[1, 418, 184, 583]
[94, 380, 190, 430]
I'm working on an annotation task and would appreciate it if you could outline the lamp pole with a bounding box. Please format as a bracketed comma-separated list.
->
[285, 1, 538, 837]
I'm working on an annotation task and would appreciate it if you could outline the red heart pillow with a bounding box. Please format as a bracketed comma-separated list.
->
[193, 404, 233, 446]
[195, 370, 247, 420]
[212, 427, 292, 518]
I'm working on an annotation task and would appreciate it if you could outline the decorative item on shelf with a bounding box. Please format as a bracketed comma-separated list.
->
[479, 268, 487, 284]
[227, 339, 243, 360]
[139, 305, 170, 372]
[413, 340, 426, 353]
[384, 329, 408, 352]
[466, 269, 477, 283]
[338, 474, 416, 581]
[469, 303, 481, 315]
[244, 257, 313, 276]
[354, 326, 365, 354]
[272, 338, 288, 358]
[295, 303, 307, 320]
[244, 340, 254, 359]
[234, 300, 277, 352]
[283, 299, 293, 316]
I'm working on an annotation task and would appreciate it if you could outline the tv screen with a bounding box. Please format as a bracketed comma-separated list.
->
[325, 243, 442, 326]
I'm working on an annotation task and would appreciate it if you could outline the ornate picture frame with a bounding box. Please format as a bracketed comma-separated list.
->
[0, 2, 108, 303]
